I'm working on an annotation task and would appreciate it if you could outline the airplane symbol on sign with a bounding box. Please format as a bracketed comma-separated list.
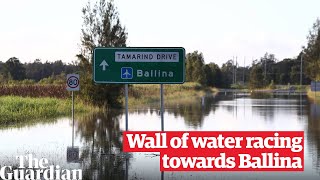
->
[121, 67, 133, 79]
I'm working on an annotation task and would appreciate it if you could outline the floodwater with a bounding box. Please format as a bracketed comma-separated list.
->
[0, 92, 320, 180]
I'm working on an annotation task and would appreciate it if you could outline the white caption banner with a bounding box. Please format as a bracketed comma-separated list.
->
[115, 52, 179, 62]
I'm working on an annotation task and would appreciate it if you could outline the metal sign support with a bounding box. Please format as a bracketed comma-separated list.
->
[160, 84, 164, 131]
[72, 91, 74, 147]
[125, 84, 129, 131]
[125, 84, 129, 180]
[66, 74, 80, 162]
[160, 84, 164, 179]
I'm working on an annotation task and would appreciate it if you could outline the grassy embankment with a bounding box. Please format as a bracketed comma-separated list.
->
[0, 83, 215, 124]
[0, 96, 100, 124]
[307, 88, 320, 102]
[0, 84, 100, 125]
[245, 85, 308, 92]
[124, 82, 218, 106]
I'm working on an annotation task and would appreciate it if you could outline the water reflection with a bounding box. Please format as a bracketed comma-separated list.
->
[0, 116, 59, 130]
[1, 94, 320, 179]
[75, 110, 129, 180]
[164, 95, 220, 128]
[306, 99, 320, 171]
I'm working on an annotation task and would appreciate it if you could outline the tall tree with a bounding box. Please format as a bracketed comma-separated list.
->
[260, 53, 276, 86]
[185, 51, 206, 85]
[5, 57, 26, 80]
[274, 58, 294, 84]
[204, 63, 222, 87]
[303, 18, 320, 81]
[249, 60, 264, 88]
[220, 60, 234, 88]
[77, 0, 128, 108]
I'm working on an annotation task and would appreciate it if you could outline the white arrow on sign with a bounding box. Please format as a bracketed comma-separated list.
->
[99, 60, 109, 71]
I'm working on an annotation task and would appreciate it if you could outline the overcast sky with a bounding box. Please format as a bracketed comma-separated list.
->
[0, 0, 319, 66]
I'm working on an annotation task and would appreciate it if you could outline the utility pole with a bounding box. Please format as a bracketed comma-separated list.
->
[235, 56, 237, 84]
[264, 57, 267, 82]
[243, 56, 245, 84]
[300, 54, 303, 87]
[235, 56, 236, 84]
[232, 56, 234, 84]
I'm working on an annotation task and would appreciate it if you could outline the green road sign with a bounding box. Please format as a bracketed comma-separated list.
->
[93, 47, 185, 84]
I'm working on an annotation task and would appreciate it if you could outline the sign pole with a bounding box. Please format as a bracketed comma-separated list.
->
[66, 74, 80, 163]
[126, 158, 129, 180]
[300, 55, 303, 88]
[72, 91, 74, 148]
[125, 84, 129, 131]
[160, 84, 164, 180]
[125, 84, 129, 180]
[160, 84, 164, 131]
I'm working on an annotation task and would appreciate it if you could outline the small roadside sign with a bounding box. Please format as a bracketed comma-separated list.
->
[67, 146, 79, 163]
[66, 74, 80, 91]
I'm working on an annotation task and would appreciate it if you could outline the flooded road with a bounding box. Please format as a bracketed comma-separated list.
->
[0, 93, 319, 180]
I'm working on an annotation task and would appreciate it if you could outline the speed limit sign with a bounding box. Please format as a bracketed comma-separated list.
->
[66, 74, 80, 91]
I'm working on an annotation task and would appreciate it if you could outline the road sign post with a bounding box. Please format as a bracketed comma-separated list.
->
[66, 74, 80, 148]
[93, 47, 185, 132]
[125, 84, 129, 131]
[160, 84, 164, 131]
[93, 48, 184, 179]
[160, 84, 164, 180]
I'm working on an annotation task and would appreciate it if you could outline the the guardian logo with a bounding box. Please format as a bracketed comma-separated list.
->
[0, 154, 82, 180]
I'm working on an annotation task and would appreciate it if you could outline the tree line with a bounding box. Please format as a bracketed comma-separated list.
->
[0, 49, 312, 89]
[185, 51, 312, 89]
[0, 57, 78, 84]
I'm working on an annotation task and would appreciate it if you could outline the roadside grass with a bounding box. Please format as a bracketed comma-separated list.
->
[124, 82, 218, 106]
[275, 85, 308, 91]
[307, 88, 320, 102]
[0, 96, 100, 124]
[0, 84, 67, 98]
[0, 82, 217, 124]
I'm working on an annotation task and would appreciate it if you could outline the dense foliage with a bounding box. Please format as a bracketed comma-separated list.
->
[303, 18, 320, 81]
[77, 0, 127, 108]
